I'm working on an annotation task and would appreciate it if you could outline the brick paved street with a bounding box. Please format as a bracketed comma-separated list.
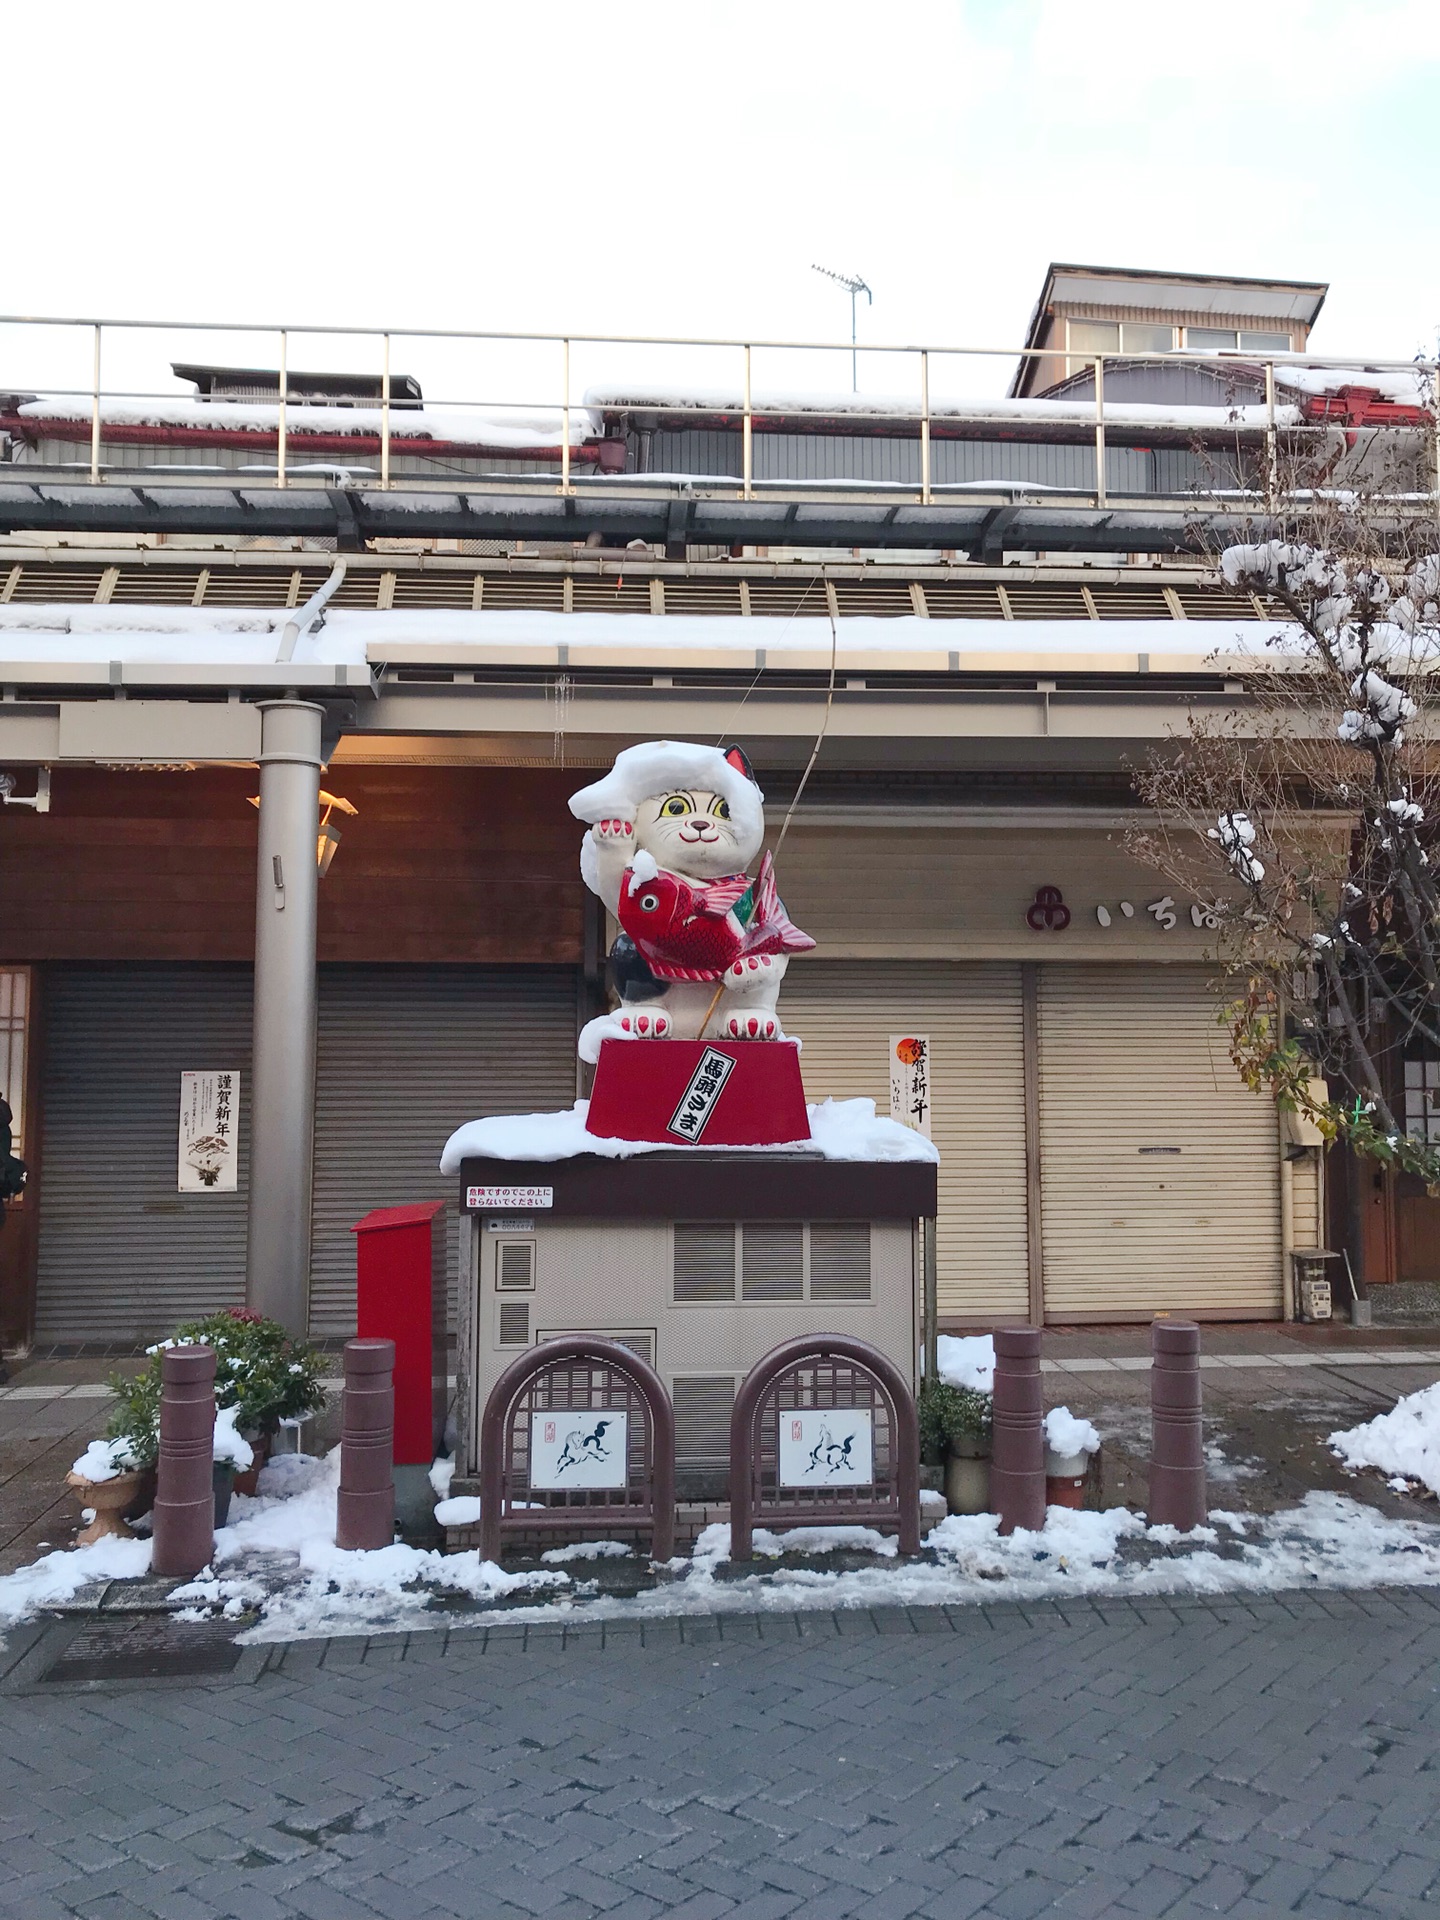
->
[4, 1587, 1440, 1918]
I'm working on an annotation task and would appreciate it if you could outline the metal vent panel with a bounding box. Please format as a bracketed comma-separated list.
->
[497, 1242, 536, 1290]
[809, 1223, 872, 1302]
[673, 1222, 736, 1302]
[741, 1222, 803, 1301]
[672, 1374, 737, 1466]
[498, 1300, 530, 1345]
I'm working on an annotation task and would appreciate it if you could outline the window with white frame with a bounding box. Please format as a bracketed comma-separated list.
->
[1405, 1059, 1440, 1144]
[1184, 326, 1293, 354]
[0, 969, 29, 1161]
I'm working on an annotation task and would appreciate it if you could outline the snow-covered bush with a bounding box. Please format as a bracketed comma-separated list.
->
[105, 1307, 326, 1466]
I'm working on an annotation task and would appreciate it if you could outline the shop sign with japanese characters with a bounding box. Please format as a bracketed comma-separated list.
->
[178, 1070, 239, 1192]
[889, 1034, 932, 1138]
[666, 1045, 736, 1143]
[778, 1408, 874, 1487]
[529, 1410, 629, 1489]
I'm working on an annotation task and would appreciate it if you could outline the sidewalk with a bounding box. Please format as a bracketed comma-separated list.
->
[5, 1322, 1437, 1575]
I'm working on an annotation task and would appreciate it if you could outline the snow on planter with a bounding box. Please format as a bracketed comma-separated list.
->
[936, 1334, 995, 1393]
[1330, 1380, 1440, 1496]
[1044, 1407, 1101, 1459]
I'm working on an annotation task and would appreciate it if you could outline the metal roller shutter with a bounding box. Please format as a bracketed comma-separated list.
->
[37, 965, 253, 1342]
[781, 962, 1029, 1320]
[1037, 964, 1282, 1320]
[307, 965, 579, 1337]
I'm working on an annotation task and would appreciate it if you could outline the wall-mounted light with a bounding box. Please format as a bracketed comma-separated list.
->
[247, 788, 358, 877]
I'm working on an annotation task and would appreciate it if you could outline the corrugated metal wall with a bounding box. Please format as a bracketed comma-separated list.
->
[650, 429, 1164, 492]
[308, 965, 579, 1337]
[1037, 964, 1283, 1319]
[782, 962, 1031, 1321]
[37, 965, 253, 1341]
[37, 962, 579, 1344]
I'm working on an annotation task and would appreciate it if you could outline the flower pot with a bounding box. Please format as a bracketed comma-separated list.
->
[213, 1461, 236, 1529]
[1044, 1448, 1091, 1510]
[945, 1440, 992, 1516]
[232, 1431, 270, 1498]
[66, 1468, 146, 1545]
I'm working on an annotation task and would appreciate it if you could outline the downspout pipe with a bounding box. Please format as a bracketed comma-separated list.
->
[277, 561, 347, 663]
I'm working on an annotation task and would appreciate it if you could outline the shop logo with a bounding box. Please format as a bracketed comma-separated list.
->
[1026, 885, 1071, 931]
[667, 1045, 736, 1143]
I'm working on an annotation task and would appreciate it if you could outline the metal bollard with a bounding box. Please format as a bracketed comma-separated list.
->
[336, 1337, 396, 1550]
[151, 1344, 217, 1579]
[991, 1326, 1046, 1535]
[1150, 1319, 1206, 1531]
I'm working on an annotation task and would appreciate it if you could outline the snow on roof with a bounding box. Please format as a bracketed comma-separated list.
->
[439, 1097, 939, 1172]
[8, 394, 601, 450]
[584, 384, 1296, 434]
[0, 604, 1291, 672]
[1276, 364, 1431, 406]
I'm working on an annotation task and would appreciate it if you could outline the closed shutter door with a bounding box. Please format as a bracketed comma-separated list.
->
[781, 962, 1028, 1320]
[1038, 964, 1282, 1320]
[37, 965, 252, 1342]
[308, 965, 578, 1336]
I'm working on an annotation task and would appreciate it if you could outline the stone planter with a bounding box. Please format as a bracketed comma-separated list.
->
[232, 1432, 270, 1498]
[66, 1468, 147, 1545]
[944, 1438, 992, 1516]
[1044, 1448, 1092, 1510]
[213, 1461, 236, 1529]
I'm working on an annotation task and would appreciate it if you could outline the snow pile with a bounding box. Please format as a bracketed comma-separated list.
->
[1331, 1381, 1440, 1496]
[172, 1452, 564, 1639]
[70, 1436, 140, 1482]
[434, 1495, 481, 1526]
[439, 1095, 937, 1172]
[541, 1540, 635, 1565]
[936, 1334, 995, 1392]
[1045, 1407, 1101, 1458]
[212, 1406, 254, 1471]
[0, 1532, 152, 1630]
[428, 1454, 455, 1499]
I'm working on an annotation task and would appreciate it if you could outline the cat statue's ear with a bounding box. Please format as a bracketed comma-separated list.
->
[724, 744, 756, 783]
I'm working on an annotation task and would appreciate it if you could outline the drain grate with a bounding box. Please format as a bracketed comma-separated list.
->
[41, 1613, 247, 1684]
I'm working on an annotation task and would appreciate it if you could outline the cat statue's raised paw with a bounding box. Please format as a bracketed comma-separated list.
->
[569, 740, 814, 1060]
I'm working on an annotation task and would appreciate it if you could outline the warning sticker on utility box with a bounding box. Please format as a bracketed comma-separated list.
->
[465, 1185, 554, 1210]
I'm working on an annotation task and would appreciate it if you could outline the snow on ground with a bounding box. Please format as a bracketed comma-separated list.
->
[10, 1445, 1440, 1645]
[439, 1096, 937, 1173]
[1331, 1380, 1440, 1496]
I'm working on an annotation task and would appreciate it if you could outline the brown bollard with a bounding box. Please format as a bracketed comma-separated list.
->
[151, 1344, 217, 1579]
[336, 1337, 396, 1551]
[1150, 1319, 1206, 1531]
[991, 1326, 1046, 1535]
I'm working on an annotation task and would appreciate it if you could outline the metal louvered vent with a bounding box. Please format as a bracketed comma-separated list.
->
[663, 579, 745, 615]
[673, 1222, 736, 1302]
[1004, 584, 1089, 620]
[109, 568, 205, 605]
[9, 566, 106, 603]
[201, 569, 298, 607]
[390, 573, 477, 609]
[673, 1375, 737, 1465]
[922, 582, 1008, 619]
[1175, 587, 1268, 620]
[498, 1300, 531, 1345]
[1089, 585, 1171, 620]
[809, 1223, 872, 1302]
[481, 574, 566, 611]
[833, 579, 919, 618]
[746, 579, 830, 618]
[741, 1223, 804, 1301]
[497, 1242, 536, 1290]
[570, 576, 652, 613]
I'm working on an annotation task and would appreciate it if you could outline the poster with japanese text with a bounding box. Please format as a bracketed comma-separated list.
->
[178, 1070, 239, 1192]
[889, 1034, 931, 1137]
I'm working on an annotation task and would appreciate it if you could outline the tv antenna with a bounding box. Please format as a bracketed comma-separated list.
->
[811, 265, 872, 391]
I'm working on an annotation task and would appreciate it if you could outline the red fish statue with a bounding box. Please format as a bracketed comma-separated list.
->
[616, 849, 815, 982]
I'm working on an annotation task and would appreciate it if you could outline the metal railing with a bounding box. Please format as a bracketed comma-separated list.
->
[1, 312, 1436, 515]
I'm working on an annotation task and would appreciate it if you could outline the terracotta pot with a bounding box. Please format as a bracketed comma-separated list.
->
[945, 1439, 992, 1516]
[67, 1468, 146, 1545]
[1044, 1447, 1097, 1510]
[231, 1431, 270, 1498]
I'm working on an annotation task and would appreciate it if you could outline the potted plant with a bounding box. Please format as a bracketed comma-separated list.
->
[100, 1308, 326, 1520]
[66, 1436, 150, 1544]
[918, 1376, 993, 1517]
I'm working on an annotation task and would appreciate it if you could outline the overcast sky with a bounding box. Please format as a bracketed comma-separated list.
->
[8, 0, 1439, 406]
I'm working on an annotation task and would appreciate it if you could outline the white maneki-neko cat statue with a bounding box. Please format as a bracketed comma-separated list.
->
[571, 741, 815, 1059]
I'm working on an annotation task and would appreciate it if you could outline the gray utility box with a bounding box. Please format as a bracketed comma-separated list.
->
[452, 1152, 937, 1499]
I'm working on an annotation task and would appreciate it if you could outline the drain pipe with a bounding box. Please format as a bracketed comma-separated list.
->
[277, 561, 347, 663]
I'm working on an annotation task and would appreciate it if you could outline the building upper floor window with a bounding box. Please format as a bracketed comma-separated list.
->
[1064, 319, 1293, 370]
[1185, 326, 1293, 354]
